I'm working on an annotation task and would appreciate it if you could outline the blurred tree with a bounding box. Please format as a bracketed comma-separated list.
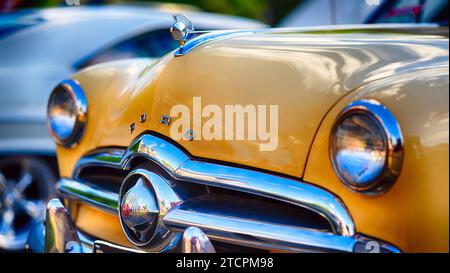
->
[266, 0, 304, 25]
[1, 0, 304, 25]
[133, 0, 304, 24]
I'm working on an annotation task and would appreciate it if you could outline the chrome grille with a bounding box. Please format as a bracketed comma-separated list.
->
[56, 133, 400, 253]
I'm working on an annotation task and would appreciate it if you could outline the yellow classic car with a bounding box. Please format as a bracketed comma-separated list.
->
[30, 16, 449, 253]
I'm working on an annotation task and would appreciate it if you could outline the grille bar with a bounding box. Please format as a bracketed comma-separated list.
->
[57, 179, 118, 214]
[163, 207, 356, 253]
[175, 159, 354, 236]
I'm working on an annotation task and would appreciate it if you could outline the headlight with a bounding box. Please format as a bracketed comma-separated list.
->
[330, 99, 403, 195]
[47, 79, 87, 147]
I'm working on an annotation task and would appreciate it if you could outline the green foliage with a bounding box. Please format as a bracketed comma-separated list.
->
[21, 0, 61, 8]
[135, 0, 303, 24]
[7, 0, 304, 25]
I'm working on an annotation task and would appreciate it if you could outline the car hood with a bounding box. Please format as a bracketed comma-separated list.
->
[61, 28, 448, 178]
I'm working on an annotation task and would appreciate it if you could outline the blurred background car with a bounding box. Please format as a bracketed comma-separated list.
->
[279, 0, 384, 27]
[280, 0, 449, 27]
[365, 0, 448, 24]
[0, 3, 265, 251]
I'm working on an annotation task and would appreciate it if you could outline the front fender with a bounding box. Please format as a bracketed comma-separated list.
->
[304, 66, 449, 252]
[56, 58, 155, 176]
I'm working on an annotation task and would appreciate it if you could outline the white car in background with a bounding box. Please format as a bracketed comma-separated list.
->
[0, 4, 266, 251]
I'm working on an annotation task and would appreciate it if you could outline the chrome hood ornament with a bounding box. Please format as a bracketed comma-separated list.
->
[170, 14, 195, 47]
[170, 14, 254, 57]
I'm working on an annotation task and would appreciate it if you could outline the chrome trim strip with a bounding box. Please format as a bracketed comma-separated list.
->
[72, 149, 124, 177]
[163, 207, 356, 253]
[73, 135, 189, 177]
[122, 134, 190, 173]
[174, 160, 355, 236]
[174, 30, 254, 57]
[57, 179, 118, 214]
[172, 23, 445, 57]
[263, 23, 444, 35]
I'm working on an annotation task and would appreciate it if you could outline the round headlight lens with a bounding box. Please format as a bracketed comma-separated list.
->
[47, 80, 87, 147]
[331, 113, 387, 190]
[330, 100, 404, 194]
[48, 88, 77, 140]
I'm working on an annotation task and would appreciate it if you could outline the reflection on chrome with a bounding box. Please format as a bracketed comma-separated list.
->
[330, 99, 404, 195]
[332, 113, 387, 187]
[118, 169, 181, 251]
[45, 199, 83, 253]
[47, 79, 88, 147]
[182, 227, 216, 253]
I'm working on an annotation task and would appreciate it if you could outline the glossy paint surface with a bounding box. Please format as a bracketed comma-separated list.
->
[56, 29, 449, 252]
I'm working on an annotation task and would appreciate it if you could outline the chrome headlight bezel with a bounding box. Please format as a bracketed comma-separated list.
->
[330, 99, 404, 195]
[47, 79, 87, 148]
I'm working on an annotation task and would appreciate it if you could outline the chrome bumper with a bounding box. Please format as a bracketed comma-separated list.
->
[27, 199, 217, 253]
[27, 198, 399, 253]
